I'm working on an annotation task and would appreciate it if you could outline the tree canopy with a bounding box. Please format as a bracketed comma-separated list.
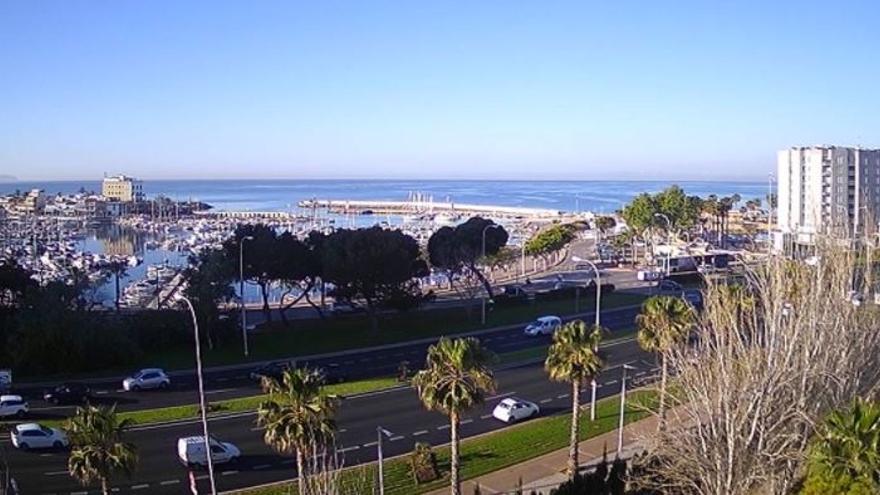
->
[427, 217, 508, 297]
[525, 223, 576, 258]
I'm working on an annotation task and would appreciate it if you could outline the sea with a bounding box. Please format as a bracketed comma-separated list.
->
[0, 179, 767, 214]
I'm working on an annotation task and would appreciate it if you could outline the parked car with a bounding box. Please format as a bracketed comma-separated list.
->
[523, 316, 562, 336]
[122, 368, 170, 391]
[177, 436, 241, 467]
[657, 280, 684, 294]
[249, 362, 290, 384]
[492, 398, 540, 423]
[683, 289, 704, 310]
[10, 423, 68, 450]
[0, 395, 29, 419]
[43, 383, 91, 405]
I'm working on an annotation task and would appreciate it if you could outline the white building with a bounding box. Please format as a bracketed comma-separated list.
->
[102, 175, 144, 203]
[777, 146, 880, 246]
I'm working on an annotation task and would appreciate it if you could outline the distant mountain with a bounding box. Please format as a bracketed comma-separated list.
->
[0, 175, 17, 182]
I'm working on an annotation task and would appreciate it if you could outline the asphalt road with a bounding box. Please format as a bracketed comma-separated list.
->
[13, 301, 643, 420]
[4, 335, 657, 494]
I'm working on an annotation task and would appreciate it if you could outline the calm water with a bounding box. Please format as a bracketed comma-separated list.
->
[0, 179, 767, 213]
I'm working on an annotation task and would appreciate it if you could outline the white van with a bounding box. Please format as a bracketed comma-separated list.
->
[523, 316, 562, 336]
[177, 436, 241, 467]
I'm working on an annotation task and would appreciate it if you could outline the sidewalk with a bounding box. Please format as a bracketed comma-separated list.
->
[426, 412, 660, 495]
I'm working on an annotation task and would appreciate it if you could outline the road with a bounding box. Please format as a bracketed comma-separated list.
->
[14, 304, 643, 419]
[4, 336, 657, 494]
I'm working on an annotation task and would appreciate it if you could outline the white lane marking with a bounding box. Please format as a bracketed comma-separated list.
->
[363, 441, 378, 448]
[437, 425, 450, 430]
[132, 484, 150, 490]
[45, 470, 68, 476]
[607, 380, 618, 385]
[72, 492, 88, 495]
[222, 470, 238, 476]
[205, 388, 236, 395]
[340, 446, 360, 453]
[250, 426, 263, 432]
[480, 414, 493, 419]
[460, 419, 473, 425]
[281, 459, 296, 465]
[40, 453, 52, 457]
[413, 430, 429, 436]
[389, 436, 404, 441]
[557, 394, 570, 399]
[254, 464, 272, 470]
[540, 399, 552, 404]
[115, 388, 126, 393]
[160, 480, 181, 486]
[339, 428, 347, 433]
[486, 391, 515, 400]
[95, 390, 109, 395]
[196, 474, 210, 480]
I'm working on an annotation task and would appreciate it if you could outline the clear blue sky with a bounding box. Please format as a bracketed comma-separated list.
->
[1, 1, 878, 181]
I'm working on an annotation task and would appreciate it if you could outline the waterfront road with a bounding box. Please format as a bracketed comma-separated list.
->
[4, 335, 657, 494]
[12, 304, 643, 420]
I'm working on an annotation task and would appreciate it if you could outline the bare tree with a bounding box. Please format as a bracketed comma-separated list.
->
[635, 241, 880, 495]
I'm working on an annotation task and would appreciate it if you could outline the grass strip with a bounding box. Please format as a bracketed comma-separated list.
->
[37, 377, 399, 429]
[496, 328, 637, 366]
[234, 389, 658, 495]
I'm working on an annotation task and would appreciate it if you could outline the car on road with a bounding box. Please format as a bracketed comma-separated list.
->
[657, 279, 684, 294]
[0, 395, 29, 419]
[524, 316, 562, 336]
[492, 397, 540, 423]
[249, 362, 291, 384]
[43, 383, 91, 405]
[10, 423, 68, 450]
[637, 269, 663, 281]
[177, 436, 241, 467]
[122, 368, 171, 391]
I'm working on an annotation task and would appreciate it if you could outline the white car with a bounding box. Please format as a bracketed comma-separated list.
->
[0, 395, 29, 419]
[10, 423, 68, 450]
[122, 368, 171, 391]
[177, 436, 241, 467]
[492, 398, 540, 423]
[524, 316, 562, 336]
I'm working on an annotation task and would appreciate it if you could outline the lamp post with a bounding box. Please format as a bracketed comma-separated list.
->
[239, 236, 254, 357]
[376, 426, 394, 495]
[617, 364, 636, 457]
[177, 294, 217, 495]
[481, 224, 502, 325]
[571, 255, 601, 420]
[654, 213, 672, 277]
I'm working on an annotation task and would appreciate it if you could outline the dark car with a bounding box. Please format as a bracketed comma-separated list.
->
[43, 383, 90, 405]
[683, 289, 704, 310]
[249, 362, 290, 384]
[318, 366, 347, 385]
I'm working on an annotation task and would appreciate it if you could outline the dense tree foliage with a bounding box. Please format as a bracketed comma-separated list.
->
[183, 248, 236, 349]
[224, 223, 281, 321]
[525, 224, 576, 260]
[427, 217, 508, 298]
[620, 186, 702, 235]
[66, 405, 138, 495]
[323, 226, 429, 329]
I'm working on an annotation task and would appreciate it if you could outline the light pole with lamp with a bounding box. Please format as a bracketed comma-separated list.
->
[571, 255, 602, 420]
[481, 224, 502, 325]
[616, 364, 636, 457]
[239, 235, 254, 357]
[176, 294, 217, 495]
[654, 213, 672, 277]
[376, 426, 394, 495]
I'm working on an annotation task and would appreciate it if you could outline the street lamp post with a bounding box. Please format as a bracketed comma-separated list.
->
[617, 364, 636, 457]
[177, 294, 217, 495]
[481, 224, 502, 325]
[571, 255, 601, 420]
[239, 236, 254, 357]
[376, 426, 394, 495]
[654, 213, 672, 277]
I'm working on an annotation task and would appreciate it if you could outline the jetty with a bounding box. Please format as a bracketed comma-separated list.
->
[297, 198, 563, 219]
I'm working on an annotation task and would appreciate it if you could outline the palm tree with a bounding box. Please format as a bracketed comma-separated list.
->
[545, 320, 605, 479]
[636, 296, 695, 427]
[256, 368, 338, 495]
[65, 405, 138, 495]
[810, 398, 880, 487]
[412, 337, 496, 495]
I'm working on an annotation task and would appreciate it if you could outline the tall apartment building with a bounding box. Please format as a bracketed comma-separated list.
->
[777, 146, 880, 245]
[101, 175, 144, 203]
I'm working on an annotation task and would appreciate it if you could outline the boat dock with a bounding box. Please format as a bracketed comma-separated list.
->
[297, 199, 563, 219]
